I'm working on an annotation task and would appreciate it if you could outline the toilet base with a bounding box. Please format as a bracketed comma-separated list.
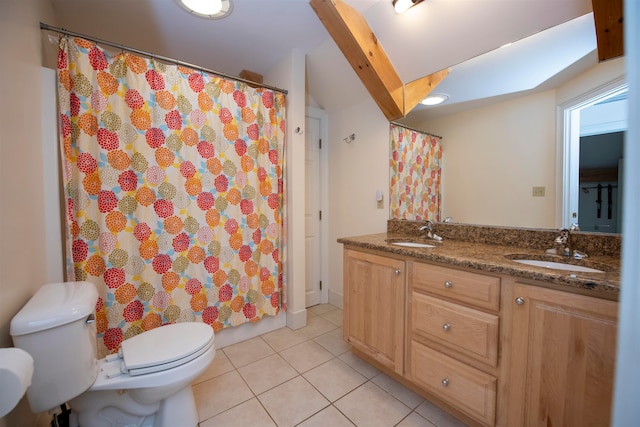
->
[69, 385, 199, 427]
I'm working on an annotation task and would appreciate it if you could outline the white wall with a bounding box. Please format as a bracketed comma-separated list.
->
[0, 1, 57, 425]
[265, 49, 308, 329]
[326, 98, 390, 305]
[613, 1, 640, 424]
[424, 90, 558, 228]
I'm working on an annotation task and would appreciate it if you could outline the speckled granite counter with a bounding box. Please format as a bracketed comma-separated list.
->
[338, 222, 621, 299]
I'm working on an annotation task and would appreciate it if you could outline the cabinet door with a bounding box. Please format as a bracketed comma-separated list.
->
[344, 249, 405, 375]
[509, 284, 618, 427]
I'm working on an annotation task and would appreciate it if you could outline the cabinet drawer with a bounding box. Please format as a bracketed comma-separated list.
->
[412, 293, 499, 367]
[411, 341, 496, 426]
[413, 262, 500, 311]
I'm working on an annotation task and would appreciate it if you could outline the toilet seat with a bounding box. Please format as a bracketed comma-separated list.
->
[105, 322, 214, 378]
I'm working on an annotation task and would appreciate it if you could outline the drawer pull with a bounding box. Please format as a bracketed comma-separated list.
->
[442, 323, 451, 332]
[395, 269, 401, 275]
[444, 280, 453, 288]
[515, 297, 525, 305]
[442, 378, 449, 387]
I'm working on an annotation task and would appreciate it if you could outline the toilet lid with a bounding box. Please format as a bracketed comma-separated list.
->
[120, 322, 214, 376]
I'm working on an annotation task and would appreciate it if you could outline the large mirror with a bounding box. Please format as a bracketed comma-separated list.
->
[393, 13, 626, 234]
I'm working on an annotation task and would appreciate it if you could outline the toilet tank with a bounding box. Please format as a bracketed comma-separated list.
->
[10, 281, 100, 413]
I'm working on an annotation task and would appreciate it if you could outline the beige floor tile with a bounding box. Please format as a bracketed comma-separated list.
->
[297, 405, 356, 427]
[371, 373, 425, 409]
[320, 308, 344, 327]
[308, 304, 337, 316]
[237, 353, 298, 394]
[199, 398, 276, 427]
[261, 326, 309, 352]
[193, 349, 235, 385]
[313, 328, 351, 356]
[279, 339, 335, 373]
[415, 400, 469, 427]
[334, 382, 411, 427]
[193, 370, 254, 422]
[339, 350, 381, 379]
[397, 412, 438, 427]
[223, 336, 275, 368]
[299, 314, 338, 338]
[303, 358, 367, 402]
[258, 376, 329, 427]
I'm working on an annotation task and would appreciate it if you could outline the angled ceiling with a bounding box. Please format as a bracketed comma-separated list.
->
[50, 0, 597, 120]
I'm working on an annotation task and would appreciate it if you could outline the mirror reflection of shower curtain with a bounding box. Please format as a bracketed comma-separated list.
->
[389, 124, 442, 221]
[56, 37, 286, 356]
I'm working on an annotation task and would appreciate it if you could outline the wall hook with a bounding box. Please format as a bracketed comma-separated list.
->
[343, 133, 355, 144]
[294, 126, 304, 135]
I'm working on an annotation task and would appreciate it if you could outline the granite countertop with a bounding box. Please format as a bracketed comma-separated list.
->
[338, 231, 621, 299]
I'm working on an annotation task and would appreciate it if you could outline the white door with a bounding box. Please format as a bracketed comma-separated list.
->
[305, 116, 322, 307]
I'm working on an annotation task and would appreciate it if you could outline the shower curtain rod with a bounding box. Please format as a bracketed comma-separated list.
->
[390, 121, 442, 139]
[40, 22, 288, 95]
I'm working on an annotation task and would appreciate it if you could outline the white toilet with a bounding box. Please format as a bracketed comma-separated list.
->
[10, 281, 215, 427]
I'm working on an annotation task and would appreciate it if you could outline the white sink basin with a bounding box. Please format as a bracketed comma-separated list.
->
[391, 242, 436, 249]
[512, 259, 605, 273]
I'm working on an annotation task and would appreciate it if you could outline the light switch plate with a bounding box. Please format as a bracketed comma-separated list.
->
[532, 186, 546, 197]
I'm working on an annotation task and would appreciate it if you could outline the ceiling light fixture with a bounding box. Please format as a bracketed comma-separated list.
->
[177, 0, 233, 19]
[392, 0, 424, 14]
[420, 93, 449, 106]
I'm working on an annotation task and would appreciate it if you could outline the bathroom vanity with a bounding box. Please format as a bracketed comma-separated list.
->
[339, 222, 620, 427]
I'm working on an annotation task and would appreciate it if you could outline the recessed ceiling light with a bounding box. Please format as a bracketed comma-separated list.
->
[177, 0, 233, 19]
[392, 0, 424, 14]
[420, 94, 449, 106]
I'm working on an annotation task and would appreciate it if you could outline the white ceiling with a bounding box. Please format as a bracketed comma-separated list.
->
[50, 0, 596, 121]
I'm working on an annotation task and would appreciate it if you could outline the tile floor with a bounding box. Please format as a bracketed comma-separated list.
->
[193, 304, 468, 427]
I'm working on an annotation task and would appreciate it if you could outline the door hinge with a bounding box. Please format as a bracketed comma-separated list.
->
[320, 280, 323, 290]
[319, 210, 322, 220]
[319, 138, 322, 149]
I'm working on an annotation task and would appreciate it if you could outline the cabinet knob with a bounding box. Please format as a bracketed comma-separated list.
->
[442, 323, 451, 332]
[395, 269, 401, 275]
[442, 378, 449, 387]
[444, 280, 453, 288]
[515, 296, 525, 305]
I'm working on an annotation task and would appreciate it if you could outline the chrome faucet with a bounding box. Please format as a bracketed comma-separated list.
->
[553, 227, 588, 258]
[418, 220, 443, 241]
[554, 228, 572, 257]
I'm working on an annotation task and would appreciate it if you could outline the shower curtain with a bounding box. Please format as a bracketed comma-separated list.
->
[57, 37, 286, 355]
[389, 124, 441, 221]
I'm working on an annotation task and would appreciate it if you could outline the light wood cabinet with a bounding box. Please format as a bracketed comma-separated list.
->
[412, 293, 499, 367]
[342, 246, 619, 427]
[507, 283, 618, 427]
[409, 261, 501, 426]
[411, 341, 497, 426]
[343, 248, 406, 375]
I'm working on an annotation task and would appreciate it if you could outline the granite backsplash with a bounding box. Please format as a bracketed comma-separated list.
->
[387, 220, 622, 258]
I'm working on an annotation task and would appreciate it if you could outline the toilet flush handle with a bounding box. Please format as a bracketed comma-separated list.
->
[85, 313, 96, 324]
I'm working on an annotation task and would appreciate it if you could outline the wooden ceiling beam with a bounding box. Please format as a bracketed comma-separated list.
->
[404, 68, 450, 114]
[310, 0, 405, 121]
[310, 0, 448, 121]
[592, 0, 624, 62]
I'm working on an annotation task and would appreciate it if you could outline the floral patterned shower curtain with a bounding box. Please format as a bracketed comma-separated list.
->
[57, 37, 286, 355]
[389, 124, 441, 221]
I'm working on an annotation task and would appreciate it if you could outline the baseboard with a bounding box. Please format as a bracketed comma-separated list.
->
[286, 307, 307, 330]
[214, 311, 287, 349]
[329, 290, 343, 309]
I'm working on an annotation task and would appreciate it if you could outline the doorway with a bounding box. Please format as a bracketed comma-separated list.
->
[560, 79, 627, 232]
[305, 107, 329, 307]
